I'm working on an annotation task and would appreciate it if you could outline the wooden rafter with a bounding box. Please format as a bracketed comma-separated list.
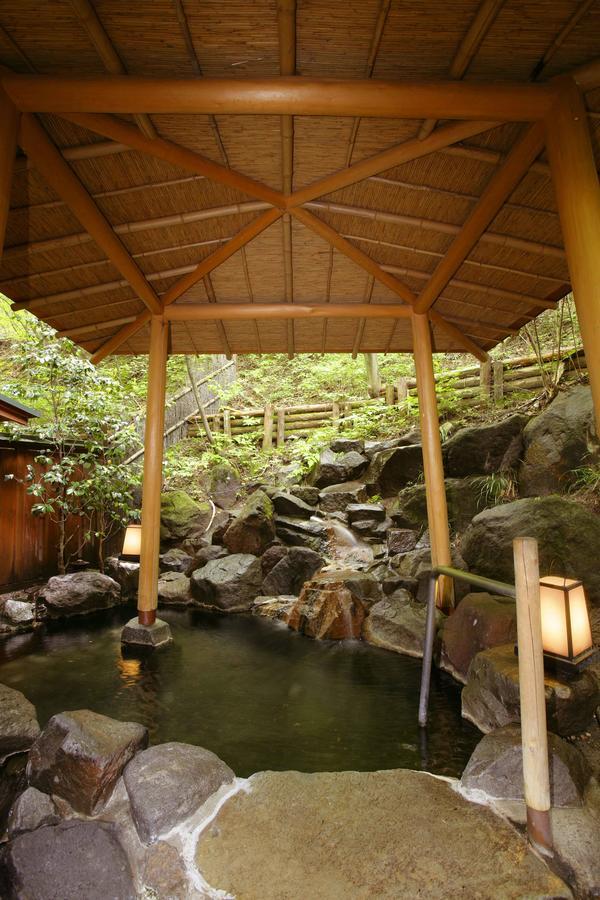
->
[352, 276, 374, 358]
[17, 113, 162, 316]
[67, 0, 156, 139]
[278, 0, 296, 358]
[530, 0, 596, 81]
[419, 0, 505, 139]
[203, 273, 233, 359]
[414, 121, 546, 314]
[164, 303, 413, 321]
[90, 207, 282, 362]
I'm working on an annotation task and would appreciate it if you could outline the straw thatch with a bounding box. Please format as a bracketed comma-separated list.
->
[0, 0, 598, 357]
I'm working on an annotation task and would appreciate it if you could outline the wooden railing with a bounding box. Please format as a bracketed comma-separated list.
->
[188, 345, 586, 448]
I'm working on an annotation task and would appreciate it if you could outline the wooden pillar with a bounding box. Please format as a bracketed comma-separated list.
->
[0, 88, 18, 260]
[138, 315, 169, 626]
[546, 76, 600, 432]
[364, 353, 381, 398]
[412, 313, 453, 609]
[513, 537, 553, 856]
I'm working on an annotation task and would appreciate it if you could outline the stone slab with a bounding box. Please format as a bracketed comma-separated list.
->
[121, 617, 173, 649]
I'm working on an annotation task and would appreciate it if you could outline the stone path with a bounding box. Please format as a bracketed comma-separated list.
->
[195, 769, 571, 899]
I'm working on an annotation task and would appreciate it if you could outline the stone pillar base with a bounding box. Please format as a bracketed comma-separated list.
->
[121, 617, 173, 649]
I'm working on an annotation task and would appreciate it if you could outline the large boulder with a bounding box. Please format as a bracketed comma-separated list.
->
[160, 490, 211, 544]
[223, 490, 275, 555]
[0, 684, 40, 763]
[330, 437, 365, 454]
[461, 724, 592, 807]
[318, 481, 367, 513]
[461, 496, 600, 603]
[444, 414, 527, 477]
[288, 575, 368, 639]
[0, 756, 27, 838]
[287, 485, 320, 507]
[123, 742, 234, 844]
[462, 644, 600, 737]
[190, 554, 263, 612]
[307, 449, 368, 489]
[252, 595, 296, 621]
[7, 787, 60, 839]
[389, 477, 490, 532]
[40, 572, 121, 618]
[261, 544, 288, 577]
[363, 591, 443, 658]
[157, 571, 192, 606]
[159, 547, 194, 573]
[346, 503, 386, 524]
[519, 385, 599, 496]
[0, 821, 136, 900]
[206, 461, 240, 509]
[261, 547, 323, 596]
[391, 545, 469, 604]
[275, 515, 327, 552]
[27, 710, 148, 815]
[363, 444, 424, 497]
[440, 593, 518, 683]
[104, 557, 139, 600]
[186, 544, 228, 575]
[271, 491, 316, 519]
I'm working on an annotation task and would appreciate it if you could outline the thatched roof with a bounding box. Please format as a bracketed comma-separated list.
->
[0, 0, 598, 358]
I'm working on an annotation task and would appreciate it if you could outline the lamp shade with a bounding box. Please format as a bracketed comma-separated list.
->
[121, 524, 142, 560]
[539, 575, 594, 669]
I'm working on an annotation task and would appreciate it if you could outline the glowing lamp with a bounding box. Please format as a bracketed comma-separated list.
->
[539, 576, 598, 674]
[120, 524, 142, 561]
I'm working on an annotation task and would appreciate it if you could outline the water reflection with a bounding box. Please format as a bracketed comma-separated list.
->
[0, 608, 480, 778]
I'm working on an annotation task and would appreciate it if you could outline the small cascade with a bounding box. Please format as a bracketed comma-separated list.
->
[310, 516, 373, 566]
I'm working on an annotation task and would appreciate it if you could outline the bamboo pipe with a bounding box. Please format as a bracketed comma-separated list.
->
[57, 315, 136, 338]
[0, 87, 18, 262]
[1, 74, 557, 120]
[17, 113, 163, 316]
[546, 78, 600, 432]
[411, 313, 453, 609]
[164, 302, 413, 321]
[513, 537, 553, 856]
[277, 0, 296, 361]
[415, 122, 546, 313]
[441, 143, 552, 177]
[138, 316, 169, 625]
[13, 139, 129, 172]
[530, 0, 596, 81]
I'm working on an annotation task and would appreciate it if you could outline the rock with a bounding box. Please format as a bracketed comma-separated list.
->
[389, 477, 489, 532]
[275, 515, 327, 552]
[363, 444, 424, 497]
[330, 437, 365, 454]
[461, 495, 600, 603]
[0, 755, 27, 838]
[271, 491, 316, 519]
[121, 618, 172, 649]
[339, 450, 369, 481]
[141, 840, 192, 899]
[288, 575, 368, 639]
[0, 821, 136, 900]
[2, 599, 34, 627]
[104, 557, 139, 599]
[157, 571, 191, 606]
[440, 592, 518, 683]
[160, 490, 211, 544]
[307, 449, 368, 488]
[462, 644, 600, 736]
[386, 528, 419, 555]
[27, 710, 148, 815]
[318, 481, 367, 513]
[391, 545, 469, 604]
[123, 742, 234, 844]
[261, 547, 323, 596]
[261, 544, 288, 577]
[461, 724, 592, 807]
[190, 554, 263, 612]
[346, 503, 386, 524]
[519, 385, 599, 496]
[207, 461, 240, 509]
[363, 592, 442, 658]
[288, 485, 320, 506]
[186, 544, 228, 575]
[0, 684, 40, 763]
[40, 572, 121, 618]
[444, 414, 527, 477]
[159, 547, 193, 573]
[223, 490, 275, 555]
[252, 596, 296, 621]
[8, 787, 59, 838]
[351, 517, 392, 539]
[364, 436, 406, 457]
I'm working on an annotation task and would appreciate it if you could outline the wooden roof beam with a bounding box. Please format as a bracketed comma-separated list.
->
[441, 143, 551, 177]
[17, 113, 162, 316]
[278, 0, 296, 358]
[164, 303, 413, 322]
[530, 1, 596, 82]
[414, 121, 546, 314]
[419, 0, 505, 139]
[60, 111, 285, 208]
[2, 74, 557, 121]
[67, 0, 156, 139]
[90, 207, 282, 363]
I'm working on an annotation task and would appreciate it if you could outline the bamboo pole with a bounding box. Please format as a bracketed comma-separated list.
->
[185, 356, 213, 445]
[0, 87, 18, 261]
[513, 536, 553, 856]
[412, 313, 453, 609]
[546, 77, 600, 432]
[1, 74, 556, 121]
[138, 316, 169, 626]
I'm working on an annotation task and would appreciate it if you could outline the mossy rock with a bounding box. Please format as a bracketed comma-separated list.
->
[389, 477, 490, 532]
[223, 490, 275, 556]
[160, 491, 212, 544]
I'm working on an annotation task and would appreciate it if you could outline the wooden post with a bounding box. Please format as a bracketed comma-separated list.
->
[397, 377, 408, 404]
[276, 407, 286, 447]
[331, 401, 340, 422]
[546, 77, 600, 432]
[262, 403, 274, 450]
[412, 313, 453, 609]
[385, 383, 395, 405]
[185, 356, 213, 444]
[0, 88, 18, 261]
[493, 359, 504, 402]
[223, 408, 231, 438]
[479, 360, 492, 398]
[513, 537, 553, 856]
[364, 353, 381, 398]
[138, 316, 169, 626]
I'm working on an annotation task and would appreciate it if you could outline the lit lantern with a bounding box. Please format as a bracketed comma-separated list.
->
[121, 524, 142, 561]
[539, 576, 598, 674]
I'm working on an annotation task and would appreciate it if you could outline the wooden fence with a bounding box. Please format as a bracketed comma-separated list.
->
[189, 345, 587, 448]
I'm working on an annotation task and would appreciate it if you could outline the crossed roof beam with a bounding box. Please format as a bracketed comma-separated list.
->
[6, 76, 560, 364]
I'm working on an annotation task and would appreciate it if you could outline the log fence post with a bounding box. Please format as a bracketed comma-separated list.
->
[262, 403, 274, 449]
[493, 359, 504, 402]
[276, 407, 286, 447]
[223, 408, 231, 437]
[479, 360, 492, 397]
[397, 377, 408, 404]
[385, 383, 395, 405]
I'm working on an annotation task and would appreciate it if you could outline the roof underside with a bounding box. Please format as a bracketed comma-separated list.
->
[0, 0, 598, 357]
